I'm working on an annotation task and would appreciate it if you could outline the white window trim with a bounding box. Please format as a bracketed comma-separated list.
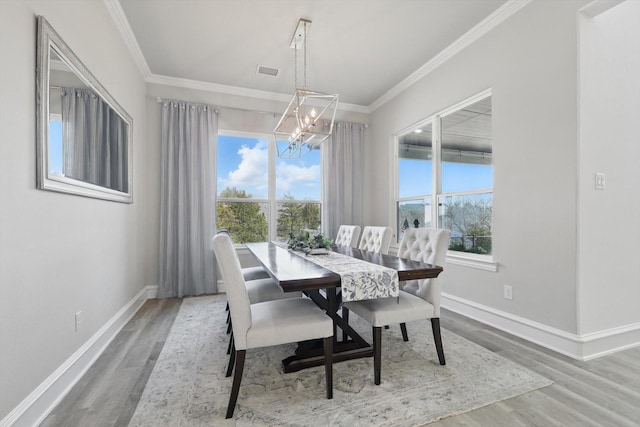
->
[391, 89, 495, 271]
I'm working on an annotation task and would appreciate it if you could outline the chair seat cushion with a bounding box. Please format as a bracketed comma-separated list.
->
[246, 278, 301, 304]
[343, 290, 435, 327]
[246, 298, 333, 349]
[242, 266, 270, 281]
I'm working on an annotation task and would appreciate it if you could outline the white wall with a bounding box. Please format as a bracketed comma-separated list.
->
[0, 0, 147, 420]
[368, 0, 585, 334]
[578, 0, 640, 334]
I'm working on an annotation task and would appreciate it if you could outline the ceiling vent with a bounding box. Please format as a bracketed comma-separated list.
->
[256, 65, 279, 77]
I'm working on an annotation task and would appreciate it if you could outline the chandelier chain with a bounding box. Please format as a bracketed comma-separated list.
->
[303, 21, 307, 89]
[294, 38, 298, 90]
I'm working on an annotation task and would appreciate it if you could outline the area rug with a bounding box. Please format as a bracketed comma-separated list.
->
[129, 295, 551, 426]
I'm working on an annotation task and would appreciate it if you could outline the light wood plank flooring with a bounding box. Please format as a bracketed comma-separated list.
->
[41, 298, 640, 426]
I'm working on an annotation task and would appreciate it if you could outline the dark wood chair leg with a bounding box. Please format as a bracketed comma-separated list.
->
[226, 318, 232, 335]
[324, 336, 333, 399]
[227, 331, 234, 355]
[226, 339, 236, 377]
[226, 310, 230, 325]
[373, 326, 382, 385]
[225, 349, 246, 419]
[431, 318, 446, 365]
[342, 306, 349, 341]
[400, 322, 409, 341]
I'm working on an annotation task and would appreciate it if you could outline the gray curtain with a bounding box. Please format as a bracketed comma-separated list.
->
[158, 101, 217, 298]
[323, 121, 365, 240]
[61, 88, 128, 192]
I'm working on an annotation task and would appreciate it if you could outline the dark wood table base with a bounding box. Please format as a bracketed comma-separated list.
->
[282, 288, 374, 373]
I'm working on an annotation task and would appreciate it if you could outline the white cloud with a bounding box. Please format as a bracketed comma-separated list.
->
[219, 142, 268, 195]
[219, 140, 320, 199]
[276, 161, 320, 197]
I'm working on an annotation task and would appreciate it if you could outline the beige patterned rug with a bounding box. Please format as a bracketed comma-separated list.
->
[129, 295, 551, 426]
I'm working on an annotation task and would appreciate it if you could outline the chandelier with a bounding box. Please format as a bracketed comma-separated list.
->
[274, 19, 339, 159]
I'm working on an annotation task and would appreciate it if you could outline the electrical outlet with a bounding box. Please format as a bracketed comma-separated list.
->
[503, 285, 513, 300]
[75, 311, 82, 332]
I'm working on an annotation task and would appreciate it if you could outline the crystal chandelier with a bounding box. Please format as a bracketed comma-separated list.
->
[274, 19, 339, 159]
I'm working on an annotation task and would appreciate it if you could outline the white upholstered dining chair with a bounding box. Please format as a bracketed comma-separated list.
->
[343, 227, 451, 385]
[213, 233, 334, 418]
[358, 226, 392, 255]
[216, 230, 301, 359]
[340, 225, 392, 340]
[334, 225, 361, 248]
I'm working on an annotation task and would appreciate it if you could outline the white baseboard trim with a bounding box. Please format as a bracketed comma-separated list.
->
[146, 284, 158, 299]
[442, 293, 640, 361]
[0, 286, 150, 427]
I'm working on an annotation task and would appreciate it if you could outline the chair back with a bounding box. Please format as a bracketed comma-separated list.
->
[212, 233, 252, 349]
[397, 228, 450, 315]
[358, 226, 392, 254]
[335, 225, 361, 248]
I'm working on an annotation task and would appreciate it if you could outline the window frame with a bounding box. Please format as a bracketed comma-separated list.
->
[215, 129, 322, 244]
[392, 89, 497, 271]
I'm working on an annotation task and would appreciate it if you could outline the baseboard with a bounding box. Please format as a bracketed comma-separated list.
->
[146, 284, 158, 299]
[442, 293, 640, 361]
[0, 286, 150, 427]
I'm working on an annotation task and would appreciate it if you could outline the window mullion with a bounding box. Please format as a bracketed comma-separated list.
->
[268, 134, 276, 241]
[433, 115, 442, 228]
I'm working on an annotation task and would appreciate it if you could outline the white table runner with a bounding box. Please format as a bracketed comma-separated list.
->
[276, 243, 399, 302]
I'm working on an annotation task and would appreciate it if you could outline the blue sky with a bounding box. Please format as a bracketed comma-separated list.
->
[49, 120, 63, 174]
[399, 159, 492, 198]
[217, 134, 321, 200]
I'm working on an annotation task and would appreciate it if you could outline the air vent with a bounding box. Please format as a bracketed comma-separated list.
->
[256, 65, 279, 77]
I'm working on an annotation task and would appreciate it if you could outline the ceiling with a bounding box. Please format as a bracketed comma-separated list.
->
[115, 0, 508, 110]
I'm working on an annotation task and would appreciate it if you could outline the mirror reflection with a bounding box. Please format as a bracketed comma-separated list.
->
[37, 16, 133, 203]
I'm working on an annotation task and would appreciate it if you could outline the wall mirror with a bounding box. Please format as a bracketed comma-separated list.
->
[36, 16, 133, 203]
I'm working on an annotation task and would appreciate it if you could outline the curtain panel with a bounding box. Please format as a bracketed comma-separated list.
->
[323, 122, 365, 241]
[61, 87, 128, 191]
[158, 101, 217, 298]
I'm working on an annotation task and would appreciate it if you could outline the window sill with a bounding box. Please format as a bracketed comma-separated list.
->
[445, 251, 498, 272]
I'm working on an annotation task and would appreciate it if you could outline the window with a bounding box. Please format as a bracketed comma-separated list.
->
[396, 92, 493, 256]
[216, 132, 321, 244]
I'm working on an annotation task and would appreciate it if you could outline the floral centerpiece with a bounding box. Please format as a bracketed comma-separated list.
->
[287, 231, 333, 255]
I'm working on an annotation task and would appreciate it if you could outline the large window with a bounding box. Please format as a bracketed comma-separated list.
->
[397, 92, 493, 255]
[216, 132, 321, 244]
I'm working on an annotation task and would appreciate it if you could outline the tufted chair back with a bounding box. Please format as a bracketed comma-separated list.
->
[335, 225, 361, 248]
[213, 233, 252, 350]
[397, 228, 451, 316]
[358, 226, 392, 255]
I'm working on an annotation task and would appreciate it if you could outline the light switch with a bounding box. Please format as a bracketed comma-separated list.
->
[595, 173, 606, 190]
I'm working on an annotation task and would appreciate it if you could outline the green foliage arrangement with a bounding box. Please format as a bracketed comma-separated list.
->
[287, 231, 333, 254]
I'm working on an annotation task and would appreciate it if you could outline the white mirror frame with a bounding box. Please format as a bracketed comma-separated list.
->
[36, 16, 133, 203]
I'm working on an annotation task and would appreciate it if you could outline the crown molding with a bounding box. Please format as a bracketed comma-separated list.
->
[103, 0, 151, 79]
[147, 73, 370, 114]
[368, 0, 533, 112]
[580, 0, 625, 17]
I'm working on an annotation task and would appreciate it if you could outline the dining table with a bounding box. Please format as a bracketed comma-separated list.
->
[244, 241, 444, 373]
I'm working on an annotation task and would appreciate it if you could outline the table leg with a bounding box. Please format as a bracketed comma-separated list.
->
[282, 288, 373, 373]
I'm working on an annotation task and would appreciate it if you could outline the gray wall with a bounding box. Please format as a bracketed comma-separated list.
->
[578, 0, 640, 334]
[0, 0, 148, 419]
[367, 0, 585, 333]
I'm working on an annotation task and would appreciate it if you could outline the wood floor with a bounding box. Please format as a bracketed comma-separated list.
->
[41, 297, 640, 427]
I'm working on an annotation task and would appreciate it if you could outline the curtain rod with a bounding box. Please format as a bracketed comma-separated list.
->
[155, 97, 276, 116]
[155, 97, 368, 127]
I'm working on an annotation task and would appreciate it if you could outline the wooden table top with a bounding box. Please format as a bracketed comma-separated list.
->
[245, 242, 443, 293]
